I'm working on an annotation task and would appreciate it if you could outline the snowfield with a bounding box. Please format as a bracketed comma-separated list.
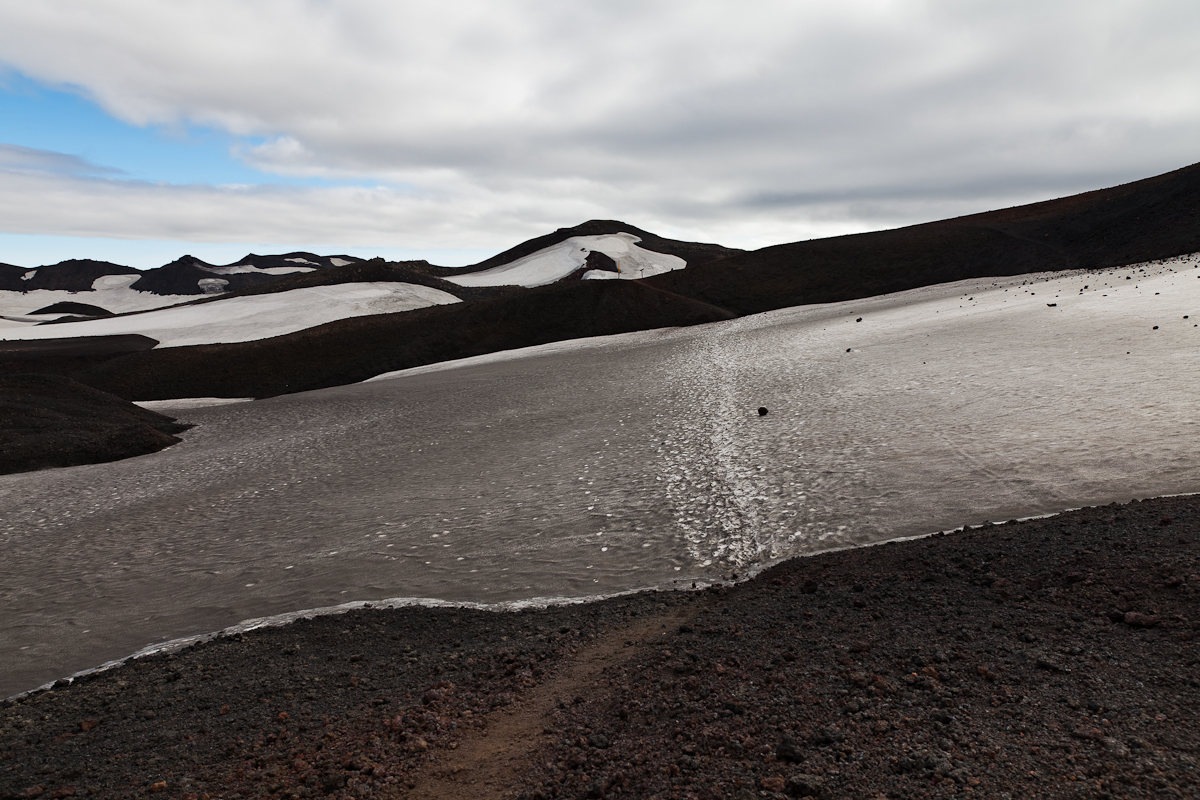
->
[0, 274, 195, 322]
[0, 282, 461, 347]
[445, 233, 686, 288]
[1, 254, 1198, 696]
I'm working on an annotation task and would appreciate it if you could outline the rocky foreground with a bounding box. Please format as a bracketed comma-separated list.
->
[2, 495, 1198, 800]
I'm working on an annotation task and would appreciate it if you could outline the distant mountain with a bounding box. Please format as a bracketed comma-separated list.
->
[644, 160, 1200, 316]
[0, 252, 366, 297]
[460, 219, 744, 273]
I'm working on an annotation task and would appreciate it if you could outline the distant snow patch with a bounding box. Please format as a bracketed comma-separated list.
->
[329, 258, 353, 267]
[21, 270, 35, 281]
[0, 282, 461, 347]
[446, 233, 685, 288]
[200, 264, 314, 276]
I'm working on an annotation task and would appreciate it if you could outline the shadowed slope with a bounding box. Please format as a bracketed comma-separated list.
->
[77, 280, 735, 400]
[645, 160, 1200, 315]
[0, 374, 191, 474]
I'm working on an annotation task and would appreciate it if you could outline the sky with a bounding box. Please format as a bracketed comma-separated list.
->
[0, 1, 1198, 270]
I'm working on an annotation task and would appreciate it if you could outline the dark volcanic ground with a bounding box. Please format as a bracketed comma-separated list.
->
[2, 495, 1197, 800]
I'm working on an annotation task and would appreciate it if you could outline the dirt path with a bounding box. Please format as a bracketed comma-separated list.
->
[391, 604, 697, 799]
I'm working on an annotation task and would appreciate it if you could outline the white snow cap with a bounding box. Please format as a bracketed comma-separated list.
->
[446, 233, 685, 288]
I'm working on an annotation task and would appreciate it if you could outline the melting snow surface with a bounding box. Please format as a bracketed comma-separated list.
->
[446, 232, 685, 288]
[0, 282, 460, 347]
[3, 254, 1200, 697]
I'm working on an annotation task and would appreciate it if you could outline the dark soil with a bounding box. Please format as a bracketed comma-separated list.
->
[0, 374, 191, 474]
[3, 495, 1197, 799]
[0, 336, 158, 378]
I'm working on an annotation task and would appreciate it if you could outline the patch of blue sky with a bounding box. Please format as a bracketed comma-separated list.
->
[0, 232, 492, 271]
[0, 71, 356, 189]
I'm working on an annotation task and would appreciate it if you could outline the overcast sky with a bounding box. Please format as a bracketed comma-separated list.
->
[1, 1, 1198, 268]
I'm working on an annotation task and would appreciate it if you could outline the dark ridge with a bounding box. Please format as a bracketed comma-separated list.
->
[0, 260, 139, 292]
[644, 160, 1200, 316]
[0, 374, 191, 475]
[0, 335, 159, 377]
[76, 280, 736, 400]
[222, 252, 357, 270]
[129, 257, 283, 296]
[28, 302, 114, 317]
[175, 259, 517, 307]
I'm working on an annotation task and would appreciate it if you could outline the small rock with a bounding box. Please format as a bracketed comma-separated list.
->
[147, 782, 167, 794]
[776, 734, 804, 763]
[809, 727, 845, 747]
[1124, 612, 1160, 628]
[758, 407, 769, 416]
[786, 773, 825, 797]
[759, 776, 786, 793]
[587, 734, 610, 749]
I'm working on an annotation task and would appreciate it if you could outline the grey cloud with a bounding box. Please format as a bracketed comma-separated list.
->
[0, 1, 1198, 250]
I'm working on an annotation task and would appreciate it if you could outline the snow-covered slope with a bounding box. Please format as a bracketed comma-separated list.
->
[446, 233, 686, 288]
[0, 274, 195, 322]
[4, 254, 1199, 697]
[0, 282, 461, 348]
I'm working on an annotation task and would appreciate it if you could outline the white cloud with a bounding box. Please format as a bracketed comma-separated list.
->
[0, 0, 1198, 251]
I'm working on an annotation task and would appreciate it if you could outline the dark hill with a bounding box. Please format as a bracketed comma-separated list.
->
[28, 302, 114, 317]
[0, 374, 190, 475]
[0, 335, 159, 378]
[645, 160, 1200, 315]
[222, 252, 359, 270]
[129, 257, 283, 296]
[76, 280, 735, 400]
[0, 260, 139, 292]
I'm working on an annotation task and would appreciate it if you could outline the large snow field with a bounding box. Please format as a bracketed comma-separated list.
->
[445, 233, 686, 288]
[0, 274, 195, 324]
[1, 254, 1198, 696]
[0, 282, 461, 347]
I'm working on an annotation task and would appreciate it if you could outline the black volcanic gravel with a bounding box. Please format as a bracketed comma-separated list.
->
[2, 495, 1198, 799]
